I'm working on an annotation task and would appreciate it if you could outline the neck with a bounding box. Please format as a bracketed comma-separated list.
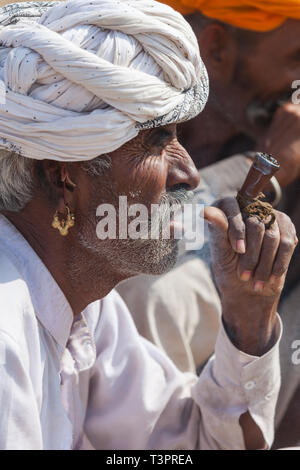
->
[3, 205, 123, 317]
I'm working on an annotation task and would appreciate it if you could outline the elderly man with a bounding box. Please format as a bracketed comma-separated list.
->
[117, 0, 300, 448]
[0, 0, 297, 450]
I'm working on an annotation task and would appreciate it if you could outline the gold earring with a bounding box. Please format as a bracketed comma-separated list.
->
[52, 205, 75, 236]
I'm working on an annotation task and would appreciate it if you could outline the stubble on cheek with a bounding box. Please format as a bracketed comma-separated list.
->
[111, 237, 180, 276]
[74, 186, 180, 278]
[75, 137, 183, 277]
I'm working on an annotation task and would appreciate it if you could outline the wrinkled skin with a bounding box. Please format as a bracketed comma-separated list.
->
[4, 124, 201, 313]
[205, 200, 297, 354]
[3, 123, 297, 449]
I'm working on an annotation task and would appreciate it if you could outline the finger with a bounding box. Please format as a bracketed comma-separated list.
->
[237, 216, 265, 281]
[272, 103, 300, 130]
[216, 197, 246, 254]
[253, 220, 280, 288]
[260, 104, 300, 149]
[203, 206, 234, 265]
[204, 206, 228, 232]
[271, 212, 298, 279]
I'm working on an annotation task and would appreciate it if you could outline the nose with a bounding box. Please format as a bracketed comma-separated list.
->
[166, 140, 200, 191]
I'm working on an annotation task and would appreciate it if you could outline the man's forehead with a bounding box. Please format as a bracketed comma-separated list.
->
[256, 19, 300, 49]
[232, 19, 300, 63]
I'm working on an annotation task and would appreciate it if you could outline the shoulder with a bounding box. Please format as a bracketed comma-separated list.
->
[93, 289, 141, 350]
[100, 288, 137, 331]
[0, 249, 36, 350]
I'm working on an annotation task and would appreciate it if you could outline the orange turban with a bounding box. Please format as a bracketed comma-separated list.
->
[162, 0, 300, 31]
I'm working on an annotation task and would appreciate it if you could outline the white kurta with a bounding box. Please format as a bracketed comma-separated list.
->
[0, 214, 281, 450]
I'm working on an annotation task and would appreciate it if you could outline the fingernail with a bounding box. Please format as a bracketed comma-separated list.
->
[236, 239, 246, 254]
[240, 271, 251, 282]
[254, 281, 264, 292]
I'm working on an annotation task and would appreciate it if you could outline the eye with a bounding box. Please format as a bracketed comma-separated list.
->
[146, 128, 174, 147]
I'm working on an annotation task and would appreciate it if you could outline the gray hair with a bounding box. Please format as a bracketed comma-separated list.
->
[0, 150, 112, 212]
[0, 150, 33, 212]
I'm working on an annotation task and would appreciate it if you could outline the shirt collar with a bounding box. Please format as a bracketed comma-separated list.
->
[0, 214, 74, 350]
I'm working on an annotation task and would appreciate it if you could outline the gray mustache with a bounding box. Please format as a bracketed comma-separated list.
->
[159, 186, 194, 207]
[149, 187, 195, 235]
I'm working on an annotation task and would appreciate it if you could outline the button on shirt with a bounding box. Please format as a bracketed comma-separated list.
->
[0, 215, 282, 450]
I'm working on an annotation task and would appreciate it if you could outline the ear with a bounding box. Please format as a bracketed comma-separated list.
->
[198, 23, 239, 83]
[34, 160, 77, 213]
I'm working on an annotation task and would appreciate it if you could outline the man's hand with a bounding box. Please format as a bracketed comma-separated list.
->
[204, 197, 298, 356]
[257, 103, 300, 187]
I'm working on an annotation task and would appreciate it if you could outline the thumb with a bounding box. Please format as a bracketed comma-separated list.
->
[204, 206, 229, 232]
[203, 206, 234, 263]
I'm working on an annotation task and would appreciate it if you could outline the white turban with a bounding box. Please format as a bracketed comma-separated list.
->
[0, 0, 209, 161]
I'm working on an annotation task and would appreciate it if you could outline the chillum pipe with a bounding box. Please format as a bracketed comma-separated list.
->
[238, 152, 280, 202]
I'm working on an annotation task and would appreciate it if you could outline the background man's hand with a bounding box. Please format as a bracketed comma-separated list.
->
[204, 197, 298, 356]
[257, 103, 300, 187]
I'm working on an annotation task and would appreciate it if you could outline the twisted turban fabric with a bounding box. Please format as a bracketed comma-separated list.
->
[0, 0, 208, 161]
[162, 0, 300, 32]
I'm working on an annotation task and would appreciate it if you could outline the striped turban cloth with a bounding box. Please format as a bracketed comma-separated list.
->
[0, 0, 209, 161]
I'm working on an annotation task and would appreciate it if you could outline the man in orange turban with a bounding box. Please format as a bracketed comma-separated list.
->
[164, 0, 300, 31]
[119, 0, 300, 450]
[170, 0, 300, 449]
